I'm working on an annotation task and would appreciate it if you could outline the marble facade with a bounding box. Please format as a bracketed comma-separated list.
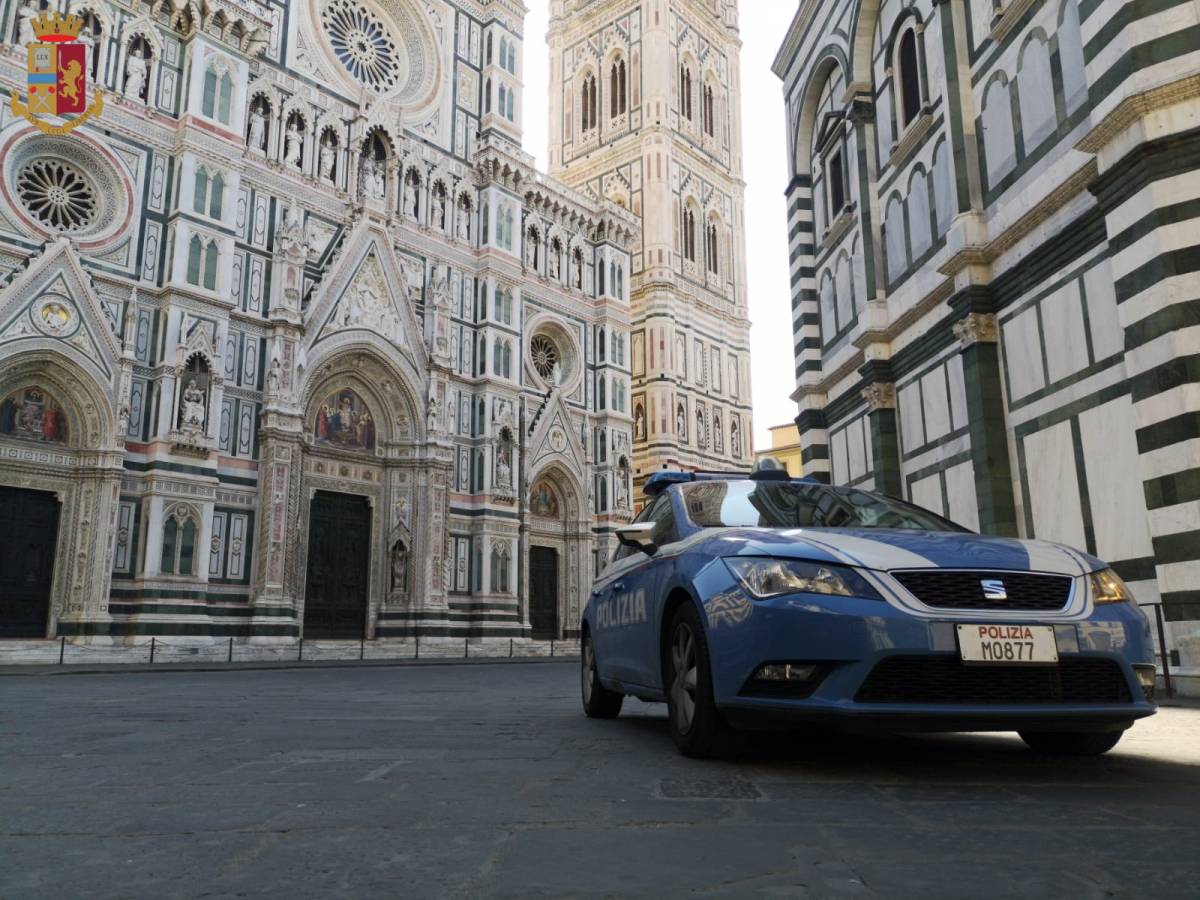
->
[0, 0, 636, 642]
[774, 0, 1200, 672]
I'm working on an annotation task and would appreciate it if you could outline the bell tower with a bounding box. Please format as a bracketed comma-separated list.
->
[548, 0, 752, 496]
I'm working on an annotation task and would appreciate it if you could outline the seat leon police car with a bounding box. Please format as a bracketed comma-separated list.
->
[579, 461, 1157, 758]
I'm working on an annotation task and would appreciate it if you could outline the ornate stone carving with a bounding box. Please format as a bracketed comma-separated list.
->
[953, 313, 999, 347]
[861, 382, 897, 412]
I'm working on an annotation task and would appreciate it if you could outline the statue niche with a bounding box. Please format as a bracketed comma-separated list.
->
[176, 354, 210, 441]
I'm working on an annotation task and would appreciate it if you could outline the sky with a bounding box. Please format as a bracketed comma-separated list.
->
[520, 1, 800, 453]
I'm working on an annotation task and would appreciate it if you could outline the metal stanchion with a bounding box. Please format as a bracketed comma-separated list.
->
[1154, 604, 1174, 698]
[59, 635, 65, 665]
[298, 638, 303, 661]
[415, 635, 420, 659]
[149, 637, 156, 664]
[228, 637, 234, 662]
[509, 638, 513, 658]
[464, 637, 469, 659]
[360, 638, 365, 661]
[551, 638, 555, 658]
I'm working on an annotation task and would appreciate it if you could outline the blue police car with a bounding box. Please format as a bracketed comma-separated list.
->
[580, 461, 1157, 758]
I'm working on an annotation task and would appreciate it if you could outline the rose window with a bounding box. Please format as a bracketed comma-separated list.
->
[15, 159, 98, 232]
[530, 334, 560, 380]
[322, 1, 402, 93]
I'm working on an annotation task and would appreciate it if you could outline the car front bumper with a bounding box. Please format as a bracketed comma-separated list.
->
[695, 562, 1158, 734]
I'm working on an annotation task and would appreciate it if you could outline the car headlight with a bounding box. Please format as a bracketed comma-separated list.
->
[724, 557, 882, 601]
[1090, 568, 1133, 605]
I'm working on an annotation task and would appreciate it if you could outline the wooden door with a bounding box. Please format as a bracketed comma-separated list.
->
[303, 492, 371, 639]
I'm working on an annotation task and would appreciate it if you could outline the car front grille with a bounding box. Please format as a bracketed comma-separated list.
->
[891, 570, 1073, 611]
[855, 656, 1132, 705]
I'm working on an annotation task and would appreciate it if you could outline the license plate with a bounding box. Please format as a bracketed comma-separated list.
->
[957, 624, 1058, 664]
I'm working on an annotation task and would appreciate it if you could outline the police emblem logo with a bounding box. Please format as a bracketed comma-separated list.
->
[11, 11, 105, 135]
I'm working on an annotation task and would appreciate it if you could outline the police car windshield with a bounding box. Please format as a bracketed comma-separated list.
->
[681, 481, 963, 531]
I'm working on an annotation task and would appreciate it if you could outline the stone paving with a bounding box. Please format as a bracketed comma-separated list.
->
[1, 662, 1197, 899]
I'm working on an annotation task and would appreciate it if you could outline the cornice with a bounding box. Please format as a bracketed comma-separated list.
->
[1075, 73, 1200, 155]
[937, 159, 1098, 279]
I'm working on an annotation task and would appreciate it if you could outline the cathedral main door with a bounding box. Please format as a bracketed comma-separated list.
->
[0, 487, 59, 638]
[303, 492, 371, 639]
[529, 546, 559, 640]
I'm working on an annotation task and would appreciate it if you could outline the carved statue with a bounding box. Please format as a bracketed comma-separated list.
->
[550, 361, 563, 388]
[430, 265, 450, 309]
[266, 356, 282, 396]
[495, 440, 512, 489]
[284, 119, 303, 168]
[248, 108, 266, 151]
[549, 247, 561, 280]
[391, 541, 408, 594]
[318, 141, 336, 181]
[17, 0, 37, 46]
[525, 234, 538, 269]
[124, 52, 148, 101]
[368, 158, 386, 200]
[616, 472, 630, 510]
[676, 405, 686, 439]
[635, 406, 646, 441]
[180, 379, 206, 429]
[456, 203, 470, 240]
[426, 394, 440, 433]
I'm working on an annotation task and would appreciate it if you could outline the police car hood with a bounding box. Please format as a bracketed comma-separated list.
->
[715, 528, 1102, 576]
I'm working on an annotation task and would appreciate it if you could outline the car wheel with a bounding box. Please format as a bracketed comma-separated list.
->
[665, 603, 734, 758]
[1019, 730, 1125, 756]
[581, 631, 623, 719]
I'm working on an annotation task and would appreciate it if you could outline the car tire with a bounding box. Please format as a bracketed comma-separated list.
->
[1018, 730, 1125, 756]
[665, 602, 735, 758]
[581, 631, 623, 719]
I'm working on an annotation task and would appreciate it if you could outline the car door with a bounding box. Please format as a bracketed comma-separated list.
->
[622, 493, 681, 690]
[592, 495, 668, 685]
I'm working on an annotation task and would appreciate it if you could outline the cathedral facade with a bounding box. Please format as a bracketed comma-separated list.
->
[774, 0, 1200, 672]
[0, 0, 638, 642]
[547, 0, 754, 497]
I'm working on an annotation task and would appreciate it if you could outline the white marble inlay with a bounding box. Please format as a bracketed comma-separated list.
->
[1024, 420, 1087, 551]
[1078, 396, 1155, 562]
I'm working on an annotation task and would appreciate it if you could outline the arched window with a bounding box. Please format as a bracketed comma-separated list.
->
[485, 77, 492, 113]
[610, 57, 627, 118]
[702, 83, 715, 136]
[161, 508, 198, 576]
[499, 37, 508, 68]
[507, 42, 516, 74]
[491, 543, 511, 593]
[682, 206, 697, 262]
[203, 240, 219, 290]
[706, 221, 719, 274]
[679, 63, 694, 121]
[193, 168, 209, 215]
[486, 32, 493, 64]
[896, 27, 923, 129]
[597, 374, 606, 409]
[209, 173, 224, 219]
[506, 86, 515, 122]
[581, 73, 598, 132]
[186, 236, 203, 285]
[218, 72, 233, 124]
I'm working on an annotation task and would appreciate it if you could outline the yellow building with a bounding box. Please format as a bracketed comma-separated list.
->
[755, 424, 804, 477]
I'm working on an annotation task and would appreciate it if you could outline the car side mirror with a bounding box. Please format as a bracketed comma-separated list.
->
[616, 522, 658, 556]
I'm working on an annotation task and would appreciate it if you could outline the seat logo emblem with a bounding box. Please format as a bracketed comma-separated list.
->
[981, 579, 1008, 601]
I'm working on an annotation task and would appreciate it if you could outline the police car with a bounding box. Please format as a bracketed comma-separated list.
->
[580, 461, 1157, 758]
